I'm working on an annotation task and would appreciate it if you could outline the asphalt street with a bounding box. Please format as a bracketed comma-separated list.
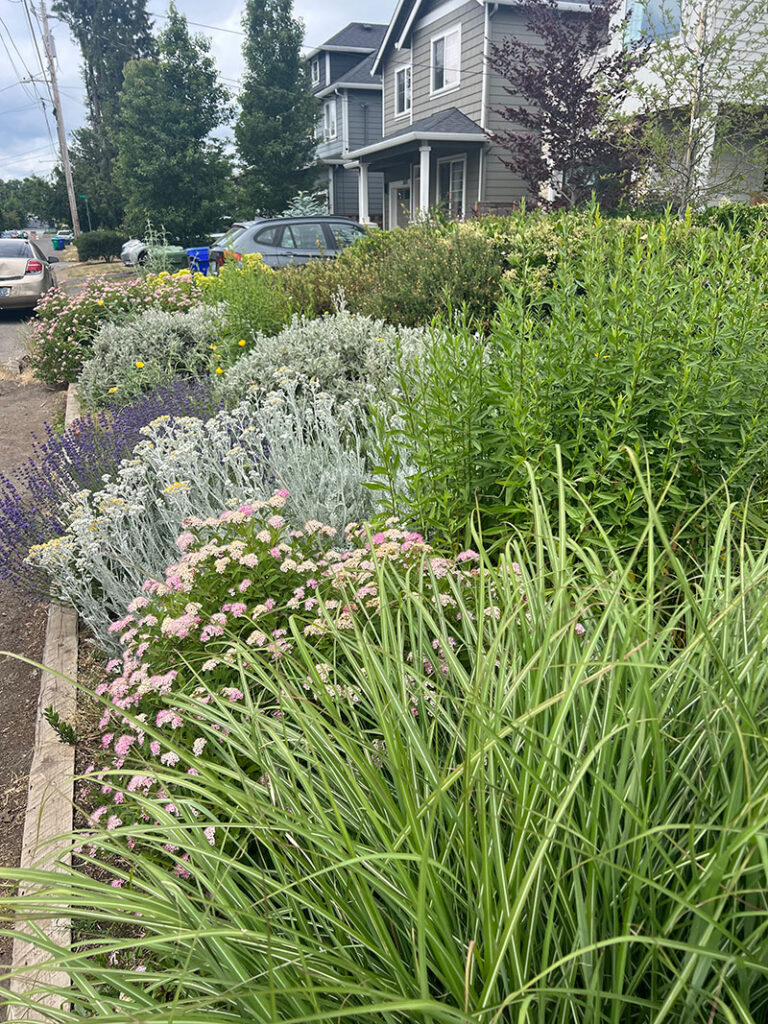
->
[0, 235, 59, 369]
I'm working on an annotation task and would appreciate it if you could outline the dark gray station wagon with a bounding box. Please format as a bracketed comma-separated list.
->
[209, 216, 367, 272]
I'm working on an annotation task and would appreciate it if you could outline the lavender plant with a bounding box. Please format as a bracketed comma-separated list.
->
[27, 382, 374, 646]
[0, 377, 222, 599]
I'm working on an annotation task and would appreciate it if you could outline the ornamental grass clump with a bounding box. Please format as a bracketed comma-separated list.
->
[218, 308, 427, 407]
[83, 498, 480, 816]
[27, 383, 373, 644]
[29, 271, 204, 388]
[0, 377, 222, 600]
[77, 305, 226, 410]
[4, 494, 768, 1021]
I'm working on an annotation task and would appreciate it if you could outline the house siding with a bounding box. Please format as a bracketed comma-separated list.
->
[483, 6, 541, 206]
[347, 91, 383, 151]
[410, 0, 485, 126]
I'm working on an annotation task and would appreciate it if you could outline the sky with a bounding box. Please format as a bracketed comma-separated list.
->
[0, 0, 395, 180]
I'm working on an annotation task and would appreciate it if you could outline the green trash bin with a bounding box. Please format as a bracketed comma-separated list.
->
[52, 237, 63, 251]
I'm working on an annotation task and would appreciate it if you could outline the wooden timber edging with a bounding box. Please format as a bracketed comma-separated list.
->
[7, 386, 80, 1020]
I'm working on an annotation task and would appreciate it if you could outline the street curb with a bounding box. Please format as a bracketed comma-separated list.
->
[7, 386, 80, 1020]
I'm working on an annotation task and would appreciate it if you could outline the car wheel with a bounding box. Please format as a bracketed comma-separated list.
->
[137, 251, 149, 267]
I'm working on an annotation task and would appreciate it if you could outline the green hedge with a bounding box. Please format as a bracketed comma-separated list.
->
[74, 229, 124, 262]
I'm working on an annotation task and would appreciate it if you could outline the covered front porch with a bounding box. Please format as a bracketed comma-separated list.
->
[345, 108, 488, 227]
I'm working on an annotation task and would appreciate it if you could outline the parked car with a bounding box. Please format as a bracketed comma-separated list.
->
[120, 238, 188, 270]
[208, 216, 368, 272]
[52, 230, 74, 244]
[0, 238, 58, 310]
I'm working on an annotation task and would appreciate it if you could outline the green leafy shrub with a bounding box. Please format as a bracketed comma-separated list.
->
[29, 272, 204, 388]
[218, 309, 427, 407]
[73, 229, 124, 262]
[200, 255, 292, 366]
[335, 219, 505, 327]
[28, 385, 372, 645]
[7, 500, 768, 1020]
[77, 306, 224, 410]
[375, 212, 768, 549]
[693, 200, 768, 234]
[280, 258, 341, 316]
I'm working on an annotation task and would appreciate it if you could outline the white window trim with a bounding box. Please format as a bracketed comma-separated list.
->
[430, 24, 461, 96]
[436, 153, 467, 219]
[310, 57, 320, 86]
[324, 98, 338, 141]
[394, 64, 412, 120]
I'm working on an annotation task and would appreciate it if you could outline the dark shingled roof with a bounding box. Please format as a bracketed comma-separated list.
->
[337, 53, 380, 85]
[388, 107, 483, 140]
[323, 22, 388, 50]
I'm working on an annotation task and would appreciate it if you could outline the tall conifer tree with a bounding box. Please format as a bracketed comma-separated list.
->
[235, 0, 318, 215]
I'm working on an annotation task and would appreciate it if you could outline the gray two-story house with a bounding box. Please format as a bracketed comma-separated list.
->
[307, 22, 388, 224]
[347, 0, 578, 226]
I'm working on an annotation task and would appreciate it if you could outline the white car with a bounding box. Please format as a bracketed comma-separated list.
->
[120, 238, 149, 267]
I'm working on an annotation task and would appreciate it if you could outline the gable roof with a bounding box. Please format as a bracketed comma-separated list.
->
[372, 0, 593, 73]
[315, 54, 383, 98]
[306, 22, 388, 60]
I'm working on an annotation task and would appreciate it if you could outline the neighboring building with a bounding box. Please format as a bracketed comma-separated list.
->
[347, 0, 553, 226]
[307, 22, 388, 223]
[620, 0, 768, 205]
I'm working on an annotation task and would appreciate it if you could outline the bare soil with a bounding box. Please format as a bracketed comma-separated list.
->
[0, 379, 66, 976]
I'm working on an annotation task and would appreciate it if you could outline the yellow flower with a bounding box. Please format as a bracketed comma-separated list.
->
[215, 366, 223, 374]
[97, 299, 104, 306]
[135, 361, 144, 369]
[108, 387, 118, 394]
[238, 339, 246, 347]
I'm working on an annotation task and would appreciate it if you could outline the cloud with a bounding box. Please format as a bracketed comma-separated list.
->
[0, 0, 393, 180]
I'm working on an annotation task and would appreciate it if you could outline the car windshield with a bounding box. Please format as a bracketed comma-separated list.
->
[217, 224, 250, 249]
[0, 240, 31, 258]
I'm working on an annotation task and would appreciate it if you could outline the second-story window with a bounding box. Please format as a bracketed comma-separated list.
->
[431, 26, 460, 93]
[324, 98, 337, 141]
[395, 66, 412, 117]
[625, 0, 681, 44]
[310, 57, 320, 86]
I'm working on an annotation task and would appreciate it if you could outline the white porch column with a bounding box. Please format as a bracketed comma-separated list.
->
[419, 144, 431, 213]
[358, 162, 369, 224]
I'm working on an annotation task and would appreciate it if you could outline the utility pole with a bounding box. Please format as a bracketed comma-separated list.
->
[37, 0, 81, 236]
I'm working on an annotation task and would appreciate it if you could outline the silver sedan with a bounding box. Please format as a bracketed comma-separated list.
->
[0, 238, 58, 310]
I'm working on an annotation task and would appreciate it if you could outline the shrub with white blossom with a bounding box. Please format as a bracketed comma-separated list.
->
[27, 383, 373, 645]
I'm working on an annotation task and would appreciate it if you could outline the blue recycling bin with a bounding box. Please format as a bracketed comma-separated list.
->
[185, 246, 210, 275]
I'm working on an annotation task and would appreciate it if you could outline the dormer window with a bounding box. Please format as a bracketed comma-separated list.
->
[395, 65, 412, 117]
[431, 26, 460, 93]
[324, 98, 337, 141]
[310, 57, 320, 86]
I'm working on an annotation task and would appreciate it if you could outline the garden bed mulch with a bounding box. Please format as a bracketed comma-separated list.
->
[0, 379, 66, 989]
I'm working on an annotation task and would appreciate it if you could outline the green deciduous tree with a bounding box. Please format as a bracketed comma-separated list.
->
[54, 0, 156, 227]
[235, 0, 318, 215]
[116, 5, 234, 244]
[628, 0, 768, 212]
[0, 175, 68, 230]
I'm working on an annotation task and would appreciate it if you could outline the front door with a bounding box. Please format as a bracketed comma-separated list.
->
[389, 181, 411, 228]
